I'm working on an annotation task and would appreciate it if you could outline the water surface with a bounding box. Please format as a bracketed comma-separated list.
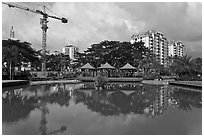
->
[2, 82, 202, 135]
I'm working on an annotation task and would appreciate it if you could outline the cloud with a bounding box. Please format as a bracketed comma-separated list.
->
[2, 2, 144, 52]
[2, 2, 202, 58]
[116, 2, 202, 58]
[184, 40, 202, 58]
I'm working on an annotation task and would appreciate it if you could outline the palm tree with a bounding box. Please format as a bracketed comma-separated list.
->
[170, 54, 201, 80]
[191, 58, 202, 74]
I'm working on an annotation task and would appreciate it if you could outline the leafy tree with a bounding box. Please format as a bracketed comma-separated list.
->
[75, 40, 150, 68]
[138, 51, 162, 79]
[191, 58, 202, 75]
[60, 54, 71, 71]
[46, 54, 61, 71]
[46, 53, 70, 71]
[2, 39, 40, 79]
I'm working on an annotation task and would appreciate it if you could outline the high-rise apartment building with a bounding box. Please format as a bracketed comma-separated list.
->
[168, 41, 184, 57]
[62, 45, 79, 60]
[130, 30, 169, 66]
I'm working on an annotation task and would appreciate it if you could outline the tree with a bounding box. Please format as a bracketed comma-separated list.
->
[2, 39, 40, 79]
[46, 53, 70, 71]
[60, 54, 70, 71]
[46, 54, 61, 71]
[75, 40, 150, 68]
[138, 50, 162, 79]
[170, 55, 202, 80]
[191, 58, 202, 75]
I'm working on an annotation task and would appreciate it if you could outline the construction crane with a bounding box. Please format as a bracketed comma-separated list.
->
[3, 2, 68, 71]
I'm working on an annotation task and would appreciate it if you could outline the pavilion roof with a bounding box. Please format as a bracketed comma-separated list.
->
[120, 63, 137, 70]
[80, 63, 95, 69]
[98, 62, 115, 69]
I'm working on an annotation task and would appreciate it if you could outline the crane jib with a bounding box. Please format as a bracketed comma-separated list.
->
[36, 10, 44, 15]
[3, 2, 68, 72]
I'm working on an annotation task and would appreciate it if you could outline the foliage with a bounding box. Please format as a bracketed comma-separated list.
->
[75, 40, 202, 80]
[94, 75, 108, 89]
[46, 53, 70, 71]
[75, 40, 150, 68]
[138, 51, 162, 79]
[170, 55, 202, 80]
[2, 39, 40, 79]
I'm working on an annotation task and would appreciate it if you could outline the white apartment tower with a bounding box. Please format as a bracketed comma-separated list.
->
[62, 45, 79, 60]
[130, 30, 169, 66]
[168, 41, 184, 57]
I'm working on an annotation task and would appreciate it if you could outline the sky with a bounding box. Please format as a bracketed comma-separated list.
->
[2, 2, 202, 58]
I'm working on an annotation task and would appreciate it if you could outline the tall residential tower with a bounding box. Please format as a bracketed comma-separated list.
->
[168, 41, 184, 57]
[130, 30, 169, 66]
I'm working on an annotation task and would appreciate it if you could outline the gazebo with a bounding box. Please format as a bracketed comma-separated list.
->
[97, 62, 115, 77]
[120, 63, 137, 77]
[80, 63, 96, 77]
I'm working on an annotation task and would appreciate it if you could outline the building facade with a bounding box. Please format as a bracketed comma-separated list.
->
[130, 30, 169, 66]
[131, 30, 184, 66]
[168, 41, 184, 57]
[62, 45, 79, 60]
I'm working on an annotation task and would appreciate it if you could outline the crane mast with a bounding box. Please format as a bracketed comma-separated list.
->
[41, 6, 48, 71]
[3, 2, 68, 71]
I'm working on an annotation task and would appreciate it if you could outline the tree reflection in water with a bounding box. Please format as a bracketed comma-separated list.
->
[170, 87, 202, 111]
[2, 90, 38, 123]
[2, 83, 71, 135]
[2, 82, 202, 133]
[73, 83, 202, 117]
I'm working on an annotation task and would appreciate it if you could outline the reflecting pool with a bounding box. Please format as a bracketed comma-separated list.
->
[2, 82, 202, 135]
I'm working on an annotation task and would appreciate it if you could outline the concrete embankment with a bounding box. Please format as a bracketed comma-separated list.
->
[2, 80, 29, 87]
[169, 81, 202, 89]
[142, 80, 169, 85]
[2, 79, 81, 87]
[77, 76, 143, 82]
[30, 79, 81, 85]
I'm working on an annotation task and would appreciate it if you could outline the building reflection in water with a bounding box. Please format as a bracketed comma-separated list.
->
[2, 82, 202, 133]
[73, 83, 202, 117]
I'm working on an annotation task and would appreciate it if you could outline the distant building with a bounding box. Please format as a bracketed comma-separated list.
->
[130, 30, 169, 66]
[62, 45, 79, 60]
[131, 30, 185, 66]
[10, 26, 15, 39]
[168, 41, 184, 57]
[52, 50, 60, 56]
[9, 26, 18, 41]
